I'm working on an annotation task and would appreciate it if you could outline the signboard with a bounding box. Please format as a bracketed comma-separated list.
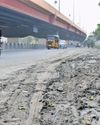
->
[33, 26, 38, 33]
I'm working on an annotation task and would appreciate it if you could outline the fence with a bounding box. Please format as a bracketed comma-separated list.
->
[2, 42, 46, 51]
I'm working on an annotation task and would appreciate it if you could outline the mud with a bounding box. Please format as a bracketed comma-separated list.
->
[0, 49, 100, 125]
[40, 52, 100, 125]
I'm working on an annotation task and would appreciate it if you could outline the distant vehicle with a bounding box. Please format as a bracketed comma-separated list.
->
[46, 35, 59, 49]
[76, 43, 81, 47]
[59, 40, 67, 49]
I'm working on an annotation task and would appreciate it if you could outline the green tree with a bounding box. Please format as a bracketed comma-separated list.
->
[94, 24, 100, 40]
[86, 35, 96, 48]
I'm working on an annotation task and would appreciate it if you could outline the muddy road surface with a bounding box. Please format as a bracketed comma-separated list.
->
[0, 48, 100, 125]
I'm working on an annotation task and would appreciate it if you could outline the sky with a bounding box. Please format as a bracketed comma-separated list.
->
[45, 0, 100, 35]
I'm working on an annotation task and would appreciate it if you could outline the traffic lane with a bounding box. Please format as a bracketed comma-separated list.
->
[0, 48, 90, 79]
[0, 49, 69, 78]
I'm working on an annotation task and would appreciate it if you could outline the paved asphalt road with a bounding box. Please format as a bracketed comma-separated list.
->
[0, 49, 66, 78]
[0, 48, 88, 78]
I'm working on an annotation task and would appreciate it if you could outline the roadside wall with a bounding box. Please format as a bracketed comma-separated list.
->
[2, 37, 46, 50]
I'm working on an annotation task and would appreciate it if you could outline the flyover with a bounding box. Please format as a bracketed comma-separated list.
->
[0, 0, 86, 41]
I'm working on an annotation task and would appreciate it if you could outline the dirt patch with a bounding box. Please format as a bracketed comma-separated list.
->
[0, 49, 100, 125]
[40, 52, 100, 125]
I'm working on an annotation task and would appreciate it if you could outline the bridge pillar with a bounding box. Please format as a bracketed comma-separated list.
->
[0, 30, 3, 55]
[49, 14, 56, 24]
[0, 30, 2, 43]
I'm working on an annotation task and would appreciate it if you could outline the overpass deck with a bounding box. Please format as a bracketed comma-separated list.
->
[0, 0, 86, 41]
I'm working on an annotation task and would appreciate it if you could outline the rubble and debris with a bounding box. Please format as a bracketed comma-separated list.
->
[0, 49, 100, 125]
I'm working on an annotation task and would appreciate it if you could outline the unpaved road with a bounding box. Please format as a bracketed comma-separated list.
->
[0, 48, 100, 125]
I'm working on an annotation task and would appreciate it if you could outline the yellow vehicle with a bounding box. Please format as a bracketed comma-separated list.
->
[46, 35, 59, 49]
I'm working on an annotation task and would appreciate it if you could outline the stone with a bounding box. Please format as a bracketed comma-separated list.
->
[57, 87, 63, 92]
[95, 82, 100, 90]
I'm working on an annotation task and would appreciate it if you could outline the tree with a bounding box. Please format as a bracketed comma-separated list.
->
[94, 24, 100, 40]
[86, 35, 96, 48]
[98, 2, 100, 6]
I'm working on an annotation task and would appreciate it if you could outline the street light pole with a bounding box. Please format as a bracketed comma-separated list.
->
[73, 0, 75, 23]
[54, 0, 57, 18]
[54, 0, 60, 12]
[59, 0, 60, 12]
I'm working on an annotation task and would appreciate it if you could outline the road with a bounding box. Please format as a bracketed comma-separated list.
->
[0, 48, 87, 78]
[0, 48, 100, 125]
[0, 49, 67, 78]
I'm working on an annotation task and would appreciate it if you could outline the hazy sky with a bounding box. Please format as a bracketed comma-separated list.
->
[45, 0, 100, 34]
